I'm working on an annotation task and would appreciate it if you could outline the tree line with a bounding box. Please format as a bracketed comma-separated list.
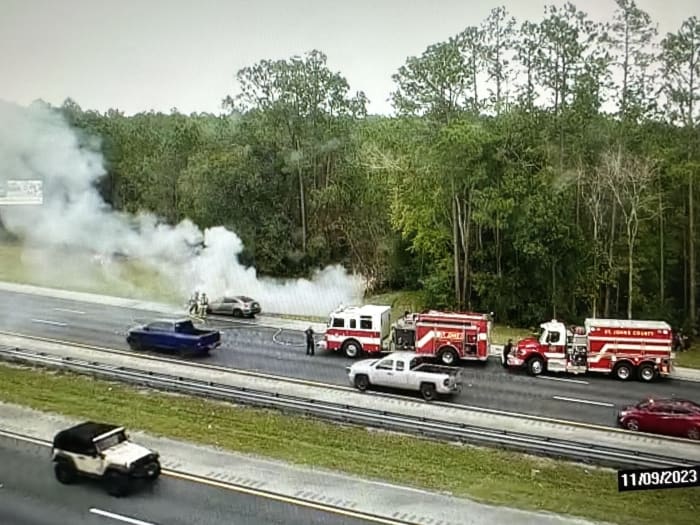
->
[34, 1, 700, 331]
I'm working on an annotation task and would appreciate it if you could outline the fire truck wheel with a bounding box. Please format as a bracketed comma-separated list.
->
[527, 356, 544, 376]
[420, 383, 437, 401]
[637, 363, 656, 382]
[342, 340, 362, 358]
[354, 374, 370, 391]
[438, 348, 459, 366]
[614, 362, 633, 381]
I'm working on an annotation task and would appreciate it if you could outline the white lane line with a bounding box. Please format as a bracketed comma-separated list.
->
[30, 319, 67, 327]
[553, 396, 615, 407]
[89, 508, 156, 525]
[53, 307, 85, 315]
[537, 376, 589, 385]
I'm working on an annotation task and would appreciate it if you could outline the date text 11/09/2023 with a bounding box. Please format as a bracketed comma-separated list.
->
[617, 466, 699, 492]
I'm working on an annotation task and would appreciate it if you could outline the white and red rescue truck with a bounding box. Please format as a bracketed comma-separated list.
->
[319, 305, 393, 358]
[506, 318, 674, 382]
[319, 304, 493, 364]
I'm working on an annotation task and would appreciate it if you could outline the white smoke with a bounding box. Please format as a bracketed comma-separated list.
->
[0, 100, 366, 316]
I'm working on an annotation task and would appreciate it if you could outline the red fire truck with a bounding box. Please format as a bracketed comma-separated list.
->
[319, 305, 493, 364]
[392, 310, 493, 365]
[506, 318, 674, 382]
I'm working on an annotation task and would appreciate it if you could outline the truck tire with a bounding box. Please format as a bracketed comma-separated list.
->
[54, 460, 77, 485]
[342, 340, 362, 358]
[614, 362, 633, 381]
[354, 374, 370, 391]
[105, 470, 130, 497]
[438, 348, 459, 366]
[637, 363, 656, 383]
[420, 382, 437, 401]
[527, 356, 544, 376]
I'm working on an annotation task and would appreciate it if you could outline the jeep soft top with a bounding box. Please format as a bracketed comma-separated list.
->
[53, 421, 124, 452]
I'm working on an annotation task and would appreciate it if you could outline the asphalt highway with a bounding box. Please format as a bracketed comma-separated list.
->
[0, 438, 377, 525]
[2, 289, 699, 427]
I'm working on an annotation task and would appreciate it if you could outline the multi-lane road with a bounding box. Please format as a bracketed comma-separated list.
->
[0, 438, 377, 525]
[1, 289, 698, 428]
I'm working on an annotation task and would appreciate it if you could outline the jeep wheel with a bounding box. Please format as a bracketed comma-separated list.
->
[232, 309, 243, 318]
[148, 462, 161, 480]
[54, 461, 77, 485]
[105, 470, 130, 497]
[420, 382, 437, 401]
[624, 418, 640, 431]
[354, 374, 370, 391]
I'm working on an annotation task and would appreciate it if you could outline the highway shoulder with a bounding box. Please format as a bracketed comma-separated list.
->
[0, 402, 601, 525]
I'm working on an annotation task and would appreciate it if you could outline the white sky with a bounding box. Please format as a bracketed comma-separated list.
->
[1, 0, 697, 116]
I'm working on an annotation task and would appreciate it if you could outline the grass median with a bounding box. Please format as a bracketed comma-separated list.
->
[0, 363, 696, 525]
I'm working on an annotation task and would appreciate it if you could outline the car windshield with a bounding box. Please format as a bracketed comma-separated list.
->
[237, 296, 254, 302]
[95, 431, 127, 451]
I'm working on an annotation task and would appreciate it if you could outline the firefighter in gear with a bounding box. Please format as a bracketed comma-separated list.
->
[305, 327, 315, 356]
[198, 293, 209, 319]
[502, 339, 513, 368]
[188, 291, 200, 316]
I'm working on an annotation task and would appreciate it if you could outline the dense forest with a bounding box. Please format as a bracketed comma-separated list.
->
[32, 1, 700, 330]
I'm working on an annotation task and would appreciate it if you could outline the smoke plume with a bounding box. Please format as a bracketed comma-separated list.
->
[0, 100, 365, 316]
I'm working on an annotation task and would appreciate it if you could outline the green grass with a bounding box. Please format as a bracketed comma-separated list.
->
[0, 363, 696, 525]
[675, 346, 700, 369]
[0, 242, 179, 303]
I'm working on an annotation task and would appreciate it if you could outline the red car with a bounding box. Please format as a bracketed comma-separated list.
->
[618, 398, 700, 440]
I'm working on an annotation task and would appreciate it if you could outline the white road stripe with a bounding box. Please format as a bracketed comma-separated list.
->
[30, 319, 67, 327]
[89, 508, 156, 525]
[553, 396, 614, 407]
[537, 376, 589, 385]
[53, 307, 85, 315]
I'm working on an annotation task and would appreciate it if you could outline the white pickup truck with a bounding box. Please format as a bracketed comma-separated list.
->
[346, 351, 463, 401]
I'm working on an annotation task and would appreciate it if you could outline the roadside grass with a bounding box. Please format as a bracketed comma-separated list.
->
[675, 347, 700, 369]
[0, 363, 696, 525]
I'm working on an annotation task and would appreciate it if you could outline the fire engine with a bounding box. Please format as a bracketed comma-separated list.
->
[392, 310, 492, 365]
[506, 318, 674, 382]
[319, 304, 493, 364]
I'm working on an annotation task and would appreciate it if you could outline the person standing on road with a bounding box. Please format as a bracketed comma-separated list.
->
[502, 338, 513, 368]
[305, 326, 315, 356]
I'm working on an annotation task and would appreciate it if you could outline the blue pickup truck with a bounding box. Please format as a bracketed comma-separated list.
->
[126, 319, 221, 356]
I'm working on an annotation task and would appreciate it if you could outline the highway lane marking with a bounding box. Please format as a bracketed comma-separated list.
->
[553, 396, 615, 407]
[0, 429, 415, 525]
[165, 470, 415, 525]
[30, 319, 67, 327]
[89, 509, 156, 525]
[537, 376, 589, 385]
[53, 307, 85, 315]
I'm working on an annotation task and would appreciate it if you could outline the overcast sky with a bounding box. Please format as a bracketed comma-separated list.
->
[1, 0, 698, 116]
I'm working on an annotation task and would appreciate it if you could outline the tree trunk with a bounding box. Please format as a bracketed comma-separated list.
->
[551, 260, 557, 319]
[298, 164, 307, 254]
[627, 237, 634, 319]
[452, 196, 461, 307]
[462, 193, 473, 309]
[659, 187, 664, 304]
[604, 204, 617, 318]
[690, 170, 696, 329]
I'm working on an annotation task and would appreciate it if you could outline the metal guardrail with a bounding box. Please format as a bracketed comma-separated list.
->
[0, 345, 694, 470]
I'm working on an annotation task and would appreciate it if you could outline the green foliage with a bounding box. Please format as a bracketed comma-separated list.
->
[33, 6, 700, 334]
